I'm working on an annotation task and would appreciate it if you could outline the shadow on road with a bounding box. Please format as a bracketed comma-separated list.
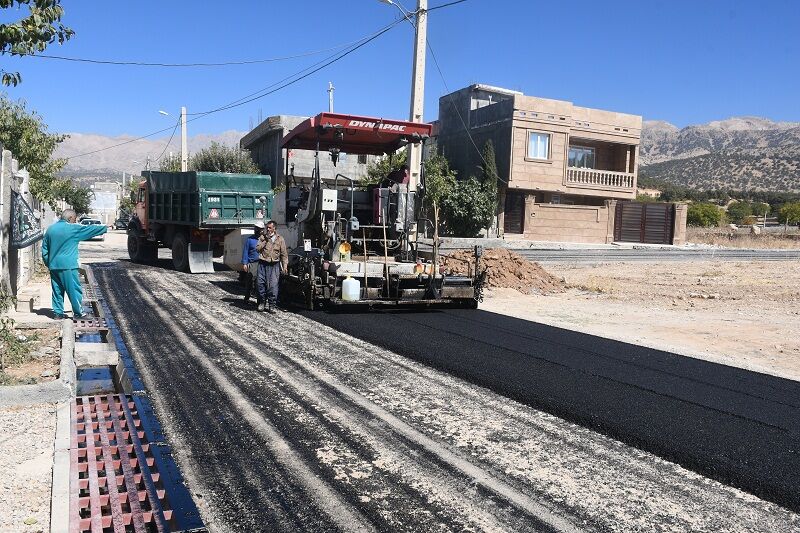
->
[300, 306, 800, 512]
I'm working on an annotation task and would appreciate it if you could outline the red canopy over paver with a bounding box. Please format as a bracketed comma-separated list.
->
[281, 112, 432, 155]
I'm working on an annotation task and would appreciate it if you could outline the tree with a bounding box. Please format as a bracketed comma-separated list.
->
[364, 148, 407, 185]
[159, 143, 259, 174]
[441, 177, 496, 237]
[687, 203, 724, 227]
[478, 140, 499, 233]
[726, 201, 752, 224]
[778, 202, 800, 226]
[119, 178, 140, 214]
[751, 202, 770, 218]
[0, 94, 67, 206]
[50, 178, 91, 215]
[0, 0, 74, 86]
[421, 153, 455, 242]
[159, 153, 181, 172]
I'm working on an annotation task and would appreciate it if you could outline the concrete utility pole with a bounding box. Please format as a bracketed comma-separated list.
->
[407, 0, 427, 192]
[328, 82, 335, 113]
[180, 106, 188, 172]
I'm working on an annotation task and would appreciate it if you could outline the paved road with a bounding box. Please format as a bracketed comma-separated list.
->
[512, 248, 800, 263]
[80, 236, 799, 532]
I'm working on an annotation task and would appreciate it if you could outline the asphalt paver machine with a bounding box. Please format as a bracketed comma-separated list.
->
[274, 112, 485, 309]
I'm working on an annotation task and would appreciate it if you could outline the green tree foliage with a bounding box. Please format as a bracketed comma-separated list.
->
[50, 178, 91, 215]
[421, 153, 455, 241]
[364, 148, 407, 185]
[119, 178, 140, 213]
[159, 143, 259, 174]
[778, 202, 800, 225]
[0, 94, 68, 206]
[638, 175, 800, 215]
[0, 0, 74, 86]
[751, 202, 770, 217]
[687, 203, 725, 227]
[441, 177, 497, 237]
[726, 201, 752, 224]
[159, 153, 181, 172]
[479, 140, 499, 231]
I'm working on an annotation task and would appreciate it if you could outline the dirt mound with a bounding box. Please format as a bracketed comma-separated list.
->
[441, 248, 565, 294]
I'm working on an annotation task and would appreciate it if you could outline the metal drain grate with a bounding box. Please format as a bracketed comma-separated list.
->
[73, 318, 109, 331]
[70, 394, 172, 532]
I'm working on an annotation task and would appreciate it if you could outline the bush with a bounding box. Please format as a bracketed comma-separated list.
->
[726, 201, 752, 224]
[778, 202, 800, 225]
[687, 203, 724, 227]
[441, 177, 496, 237]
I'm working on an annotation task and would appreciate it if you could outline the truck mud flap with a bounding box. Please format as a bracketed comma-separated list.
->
[188, 242, 215, 273]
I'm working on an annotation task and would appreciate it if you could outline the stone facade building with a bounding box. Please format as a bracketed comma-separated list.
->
[432, 84, 687, 244]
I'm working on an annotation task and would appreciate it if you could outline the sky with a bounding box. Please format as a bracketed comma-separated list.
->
[1, 0, 799, 138]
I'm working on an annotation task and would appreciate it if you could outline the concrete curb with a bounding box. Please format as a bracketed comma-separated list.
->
[0, 319, 76, 407]
[50, 400, 71, 533]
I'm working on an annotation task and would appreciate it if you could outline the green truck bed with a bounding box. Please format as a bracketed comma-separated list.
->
[143, 171, 273, 227]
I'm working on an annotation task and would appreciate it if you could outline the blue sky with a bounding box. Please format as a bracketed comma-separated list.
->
[2, 0, 799, 137]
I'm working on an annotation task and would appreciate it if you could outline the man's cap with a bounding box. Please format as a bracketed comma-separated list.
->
[254, 221, 265, 229]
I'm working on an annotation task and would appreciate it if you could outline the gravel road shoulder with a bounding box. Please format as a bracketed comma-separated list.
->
[483, 260, 800, 381]
[0, 403, 56, 532]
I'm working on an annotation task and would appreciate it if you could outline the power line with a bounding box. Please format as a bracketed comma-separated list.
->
[154, 117, 181, 164]
[0, 37, 371, 68]
[65, 20, 403, 161]
[392, 0, 505, 184]
[428, 0, 469, 12]
[189, 18, 405, 117]
[65, 1, 466, 162]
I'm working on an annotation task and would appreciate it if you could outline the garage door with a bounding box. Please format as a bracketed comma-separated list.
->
[614, 202, 675, 244]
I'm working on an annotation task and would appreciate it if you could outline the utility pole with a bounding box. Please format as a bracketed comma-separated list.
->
[180, 106, 188, 172]
[407, 0, 427, 192]
[327, 82, 335, 113]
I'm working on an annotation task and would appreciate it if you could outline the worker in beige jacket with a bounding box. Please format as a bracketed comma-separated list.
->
[255, 220, 288, 313]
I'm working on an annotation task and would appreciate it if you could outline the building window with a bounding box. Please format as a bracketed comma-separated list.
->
[568, 146, 595, 168]
[527, 132, 550, 160]
[357, 154, 367, 165]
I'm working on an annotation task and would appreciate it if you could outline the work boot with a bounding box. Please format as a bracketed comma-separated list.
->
[267, 303, 276, 314]
[257, 301, 266, 312]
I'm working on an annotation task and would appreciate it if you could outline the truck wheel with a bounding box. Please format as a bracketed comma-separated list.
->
[128, 235, 150, 263]
[172, 233, 190, 272]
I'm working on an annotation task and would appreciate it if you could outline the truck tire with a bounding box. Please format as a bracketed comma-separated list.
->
[172, 232, 190, 272]
[128, 235, 157, 263]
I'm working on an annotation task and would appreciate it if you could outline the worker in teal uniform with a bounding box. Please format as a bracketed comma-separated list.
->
[41, 209, 107, 319]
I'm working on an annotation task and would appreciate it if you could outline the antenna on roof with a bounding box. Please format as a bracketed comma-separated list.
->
[328, 81, 335, 113]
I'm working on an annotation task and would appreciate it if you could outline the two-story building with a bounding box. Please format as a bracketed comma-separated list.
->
[434, 84, 683, 244]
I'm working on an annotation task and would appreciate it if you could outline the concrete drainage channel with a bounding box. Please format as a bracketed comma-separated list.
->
[54, 266, 206, 533]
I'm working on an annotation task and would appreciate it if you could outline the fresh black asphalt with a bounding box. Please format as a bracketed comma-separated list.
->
[301, 306, 800, 512]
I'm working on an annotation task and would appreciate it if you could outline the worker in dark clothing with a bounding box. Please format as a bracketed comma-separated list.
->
[255, 220, 288, 313]
[241, 221, 264, 304]
[41, 209, 107, 318]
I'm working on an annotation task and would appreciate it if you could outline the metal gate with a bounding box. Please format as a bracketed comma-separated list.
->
[614, 202, 675, 244]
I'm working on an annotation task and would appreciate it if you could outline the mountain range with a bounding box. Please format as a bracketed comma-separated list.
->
[55, 116, 800, 192]
[639, 117, 800, 192]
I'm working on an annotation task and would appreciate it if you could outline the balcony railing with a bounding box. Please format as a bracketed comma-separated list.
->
[566, 167, 634, 189]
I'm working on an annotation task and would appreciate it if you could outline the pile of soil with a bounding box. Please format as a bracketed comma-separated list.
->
[441, 248, 565, 294]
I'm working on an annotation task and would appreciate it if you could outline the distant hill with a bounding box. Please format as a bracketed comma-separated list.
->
[54, 130, 248, 181]
[640, 117, 800, 192]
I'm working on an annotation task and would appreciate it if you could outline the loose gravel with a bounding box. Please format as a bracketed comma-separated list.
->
[0, 403, 56, 532]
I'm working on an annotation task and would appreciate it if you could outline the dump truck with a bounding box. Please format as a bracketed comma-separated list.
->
[127, 171, 273, 273]
[274, 112, 485, 309]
